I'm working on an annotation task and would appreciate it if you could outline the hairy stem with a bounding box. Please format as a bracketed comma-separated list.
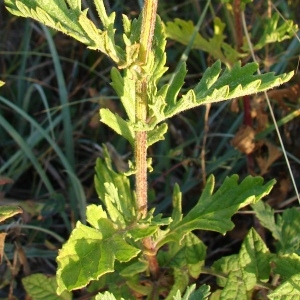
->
[134, 0, 160, 279]
[139, 0, 158, 64]
[135, 0, 157, 218]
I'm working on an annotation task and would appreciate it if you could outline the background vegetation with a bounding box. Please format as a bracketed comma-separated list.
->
[0, 0, 299, 298]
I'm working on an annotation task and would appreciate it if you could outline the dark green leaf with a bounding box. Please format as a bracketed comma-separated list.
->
[160, 175, 275, 246]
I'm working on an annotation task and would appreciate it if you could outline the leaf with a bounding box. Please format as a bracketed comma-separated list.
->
[253, 204, 300, 255]
[95, 291, 125, 300]
[99, 109, 135, 145]
[238, 228, 272, 290]
[145, 15, 168, 85]
[147, 123, 168, 147]
[251, 201, 282, 241]
[94, 145, 137, 226]
[268, 274, 300, 300]
[194, 61, 293, 103]
[213, 254, 240, 288]
[166, 268, 189, 300]
[272, 253, 300, 280]
[231, 125, 256, 155]
[165, 62, 187, 106]
[22, 273, 71, 300]
[255, 141, 282, 175]
[275, 208, 300, 255]
[252, 13, 298, 51]
[0, 80, 5, 87]
[121, 13, 142, 68]
[105, 16, 168, 147]
[94, 0, 112, 29]
[220, 272, 247, 299]
[119, 260, 148, 277]
[148, 60, 294, 129]
[165, 17, 243, 66]
[158, 232, 206, 283]
[184, 233, 206, 279]
[187, 285, 211, 300]
[171, 183, 183, 226]
[4, 0, 125, 65]
[173, 284, 211, 300]
[0, 205, 23, 222]
[159, 175, 275, 246]
[110, 67, 136, 122]
[56, 222, 140, 294]
[130, 210, 171, 241]
[213, 228, 273, 296]
[66, 0, 80, 10]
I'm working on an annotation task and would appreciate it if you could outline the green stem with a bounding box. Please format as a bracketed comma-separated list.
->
[134, 0, 160, 280]
[139, 0, 158, 65]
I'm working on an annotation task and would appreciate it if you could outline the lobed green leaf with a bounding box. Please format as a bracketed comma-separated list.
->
[173, 284, 211, 300]
[4, 0, 125, 65]
[110, 67, 136, 122]
[94, 145, 136, 226]
[148, 60, 293, 129]
[95, 291, 125, 300]
[22, 273, 71, 300]
[56, 222, 140, 294]
[100, 109, 135, 146]
[147, 123, 168, 147]
[276, 208, 300, 255]
[220, 272, 247, 299]
[272, 253, 300, 280]
[164, 17, 243, 66]
[213, 228, 273, 295]
[268, 274, 300, 299]
[251, 13, 298, 51]
[0, 205, 22, 222]
[253, 203, 300, 255]
[251, 201, 282, 241]
[119, 260, 148, 277]
[159, 175, 275, 246]
[166, 268, 189, 300]
[238, 228, 272, 290]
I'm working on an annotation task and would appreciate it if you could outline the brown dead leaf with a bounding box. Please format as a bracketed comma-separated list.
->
[231, 125, 256, 154]
[230, 98, 240, 113]
[88, 112, 101, 129]
[268, 177, 291, 207]
[0, 232, 7, 264]
[106, 143, 130, 173]
[87, 88, 120, 129]
[0, 177, 14, 186]
[268, 82, 300, 108]
[15, 242, 31, 276]
[255, 82, 300, 111]
[251, 105, 269, 133]
[255, 141, 282, 175]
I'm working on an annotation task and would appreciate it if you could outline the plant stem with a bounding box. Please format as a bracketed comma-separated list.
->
[139, 0, 158, 65]
[134, 0, 160, 280]
[135, 0, 158, 218]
